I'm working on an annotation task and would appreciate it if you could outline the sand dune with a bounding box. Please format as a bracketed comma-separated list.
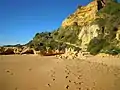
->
[0, 55, 120, 90]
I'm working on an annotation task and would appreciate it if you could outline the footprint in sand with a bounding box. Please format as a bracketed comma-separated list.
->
[52, 78, 55, 81]
[29, 68, 32, 71]
[86, 88, 90, 90]
[69, 80, 71, 83]
[65, 70, 67, 73]
[77, 75, 82, 79]
[76, 87, 81, 90]
[66, 76, 68, 79]
[67, 72, 70, 75]
[51, 76, 56, 82]
[50, 71, 55, 78]
[51, 74, 55, 78]
[65, 85, 69, 89]
[50, 69, 55, 74]
[49, 69, 56, 82]
[74, 81, 78, 85]
[65, 69, 70, 75]
[5, 69, 14, 75]
[74, 81, 83, 86]
[46, 69, 56, 88]
[78, 82, 83, 85]
[47, 84, 51, 87]
[6, 70, 10, 73]
[15, 87, 19, 90]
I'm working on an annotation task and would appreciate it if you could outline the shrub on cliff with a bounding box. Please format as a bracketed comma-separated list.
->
[53, 26, 81, 44]
[27, 31, 69, 51]
[87, 38, 107, 55]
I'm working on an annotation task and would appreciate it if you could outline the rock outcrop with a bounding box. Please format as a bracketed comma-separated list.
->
[56, 48, 91, 60]
[61, 0, 106, 27]
[21, 47, 35, 54]
[78, 24, 100, 50]
[54, 0, 120, 55]
[0, 46, 64, 56]
[0, 47, 15, 55]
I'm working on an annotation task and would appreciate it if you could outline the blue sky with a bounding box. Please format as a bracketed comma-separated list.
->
[0, 0, 119, 45]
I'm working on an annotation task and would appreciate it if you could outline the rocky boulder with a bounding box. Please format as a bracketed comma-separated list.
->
[21, 47, 35, 54]
[0, 47, 15, 55]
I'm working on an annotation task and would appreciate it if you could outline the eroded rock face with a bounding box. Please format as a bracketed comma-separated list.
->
[20, 47, 35, 54]
[57, 48, 78, 59]
[14, 47, 23, 54]
[61, 0, 106, 27]
[0, 47, 15, 55]
[78, 24, 100, 50]
[56, 48, 91, 59]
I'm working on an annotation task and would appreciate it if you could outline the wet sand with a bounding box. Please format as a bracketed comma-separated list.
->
[0, 55, 120, 90]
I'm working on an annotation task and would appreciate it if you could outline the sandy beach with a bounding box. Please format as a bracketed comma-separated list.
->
[0, 55, 120, 90]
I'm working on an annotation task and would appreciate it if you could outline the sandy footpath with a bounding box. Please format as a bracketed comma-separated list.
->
[0, 55, 120, 90]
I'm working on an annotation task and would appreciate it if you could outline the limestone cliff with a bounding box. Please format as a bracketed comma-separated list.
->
[78, 24, 100, 50]
[59, 0, 108, 50]
[27, 0, 120, 55]
[54, 0, 120, 54]
[61, 0, 106, 27]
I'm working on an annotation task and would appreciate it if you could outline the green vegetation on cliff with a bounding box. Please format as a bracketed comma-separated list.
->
[27, 31, 81, 52]
[52, 25, 81, 45]
[27, 32, 66, 51]
[27, 0, 120, 55]
[88, 0, 120, 55]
